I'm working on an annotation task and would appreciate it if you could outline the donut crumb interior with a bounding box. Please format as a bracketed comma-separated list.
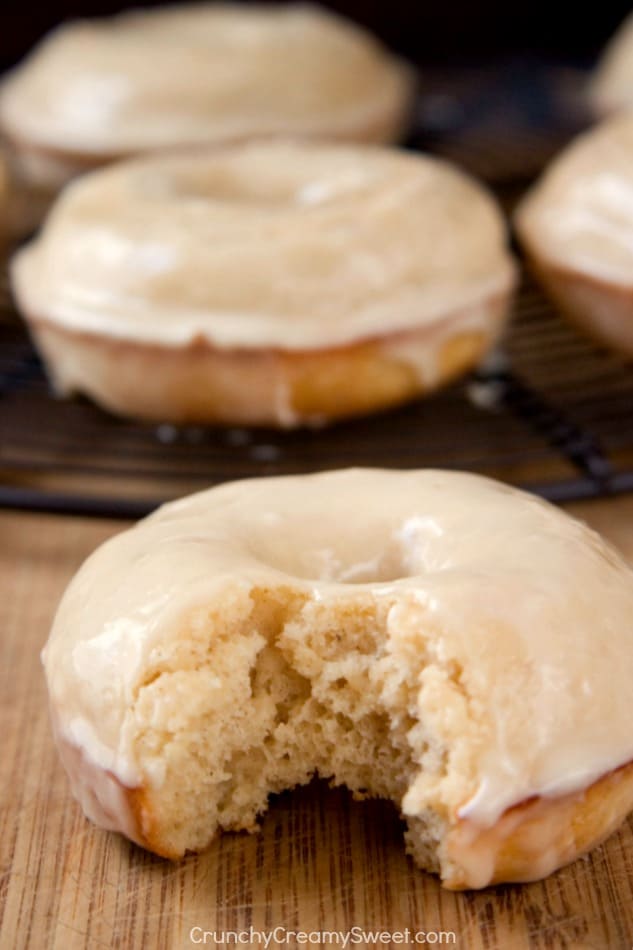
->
[127, 582, 479, 874]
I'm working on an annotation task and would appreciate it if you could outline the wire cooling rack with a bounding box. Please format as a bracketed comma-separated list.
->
[2, 268, 633, 518]
[1, 61, 631, 518]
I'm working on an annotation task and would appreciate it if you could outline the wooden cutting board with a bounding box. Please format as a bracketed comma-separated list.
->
[2, 500, 633, 950]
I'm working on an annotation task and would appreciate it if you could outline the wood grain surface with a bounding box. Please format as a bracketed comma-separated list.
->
[2, 498, 633, 950]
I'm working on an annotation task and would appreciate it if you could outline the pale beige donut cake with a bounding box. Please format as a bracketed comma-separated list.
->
[515, 115, 633, 357]
[590, 12, 633, 117]
[0, 2, 414, 206]
[10, 141, 516, 426]
[43, 468, 633, 890]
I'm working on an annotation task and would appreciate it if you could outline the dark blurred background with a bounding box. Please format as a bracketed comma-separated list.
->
[0, 0, 631, 69]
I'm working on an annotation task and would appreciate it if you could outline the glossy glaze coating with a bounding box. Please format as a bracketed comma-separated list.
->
[12, 143, 515, 350]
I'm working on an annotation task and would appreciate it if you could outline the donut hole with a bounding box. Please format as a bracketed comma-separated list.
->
[141, 154, 380, 210]
[248, 544, 409, 585]
[248, 515, 446, 586]
[164, 166, 297, 206]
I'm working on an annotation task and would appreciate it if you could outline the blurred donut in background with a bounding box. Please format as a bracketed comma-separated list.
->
[516, 113, 633, 358]
[0, 2, 415, 222]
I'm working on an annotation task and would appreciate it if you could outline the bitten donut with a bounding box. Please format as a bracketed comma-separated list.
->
[43, 468, 633, 890]
[11, 142, 515, 426]
[516, 115, 633, 357]
[590, 12, 633, 117]
[0, 2, 414, 205]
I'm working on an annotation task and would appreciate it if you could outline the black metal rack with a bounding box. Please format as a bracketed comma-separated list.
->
[2, 268, 633, 518]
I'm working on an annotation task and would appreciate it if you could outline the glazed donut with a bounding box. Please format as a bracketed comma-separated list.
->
[0, 3, 414, 206]
[516, 115, 633, 357]
[43, 468, 633, 889]
[11, 142, 515, 426]
[590, 12, 633, 117]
